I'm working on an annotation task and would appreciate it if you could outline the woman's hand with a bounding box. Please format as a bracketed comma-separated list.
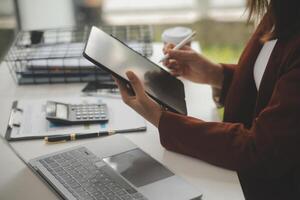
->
[163, 43, 224, 89]
[114, 71, 162, 127]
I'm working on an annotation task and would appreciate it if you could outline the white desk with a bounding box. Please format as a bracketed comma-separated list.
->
[0, 43, 245, 200]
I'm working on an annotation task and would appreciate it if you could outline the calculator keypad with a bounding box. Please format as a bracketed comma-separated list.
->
[70, 104, 108, 123]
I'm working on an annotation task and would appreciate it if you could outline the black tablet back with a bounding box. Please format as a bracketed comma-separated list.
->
[83, 27, 187, 115]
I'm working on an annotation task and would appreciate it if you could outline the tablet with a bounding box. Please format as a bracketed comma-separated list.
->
[83, 26, 187, 115]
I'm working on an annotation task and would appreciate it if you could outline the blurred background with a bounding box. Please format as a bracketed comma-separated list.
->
[0, 0, 254, 63]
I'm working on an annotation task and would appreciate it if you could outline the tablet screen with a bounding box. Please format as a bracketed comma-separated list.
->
[83, 26, 187, 115]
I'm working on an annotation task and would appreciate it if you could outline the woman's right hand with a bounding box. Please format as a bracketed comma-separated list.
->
[163, 43, 224, 89]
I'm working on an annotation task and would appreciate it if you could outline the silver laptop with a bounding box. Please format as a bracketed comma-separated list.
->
[29, 134, 203, 200]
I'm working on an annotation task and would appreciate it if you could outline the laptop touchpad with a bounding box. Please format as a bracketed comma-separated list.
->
[103, 148, 174, 187]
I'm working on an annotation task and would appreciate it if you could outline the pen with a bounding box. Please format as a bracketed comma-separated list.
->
[159, 31, 197, 63]
[44, 127, 146, 143]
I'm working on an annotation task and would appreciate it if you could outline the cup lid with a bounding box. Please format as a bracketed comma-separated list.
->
[162, 27, 192, 44]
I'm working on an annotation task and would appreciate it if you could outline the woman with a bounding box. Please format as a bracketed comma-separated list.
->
[114, 0, 300, 199]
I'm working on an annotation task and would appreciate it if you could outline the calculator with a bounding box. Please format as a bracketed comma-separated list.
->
[46, 101, 109, 125]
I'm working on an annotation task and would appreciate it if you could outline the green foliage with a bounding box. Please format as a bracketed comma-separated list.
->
[201, 44, 244, 120]
[202, 44, 243, 64]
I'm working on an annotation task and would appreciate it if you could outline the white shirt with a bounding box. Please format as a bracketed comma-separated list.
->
[253, 39, 278, 90]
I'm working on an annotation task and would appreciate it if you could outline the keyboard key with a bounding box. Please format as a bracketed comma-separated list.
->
[53, 167, 64, 172]
[70, 182, 81, 189]
[105, 193, 120, 200]
[94, 194, 108, 200]
[77, 177, 88, 184]
[53, 155, 63, 160]
[132, 193, 146, 199]
[62, 153, 73, 160]
[116, 189, 128, 196]
[78, 191, 92, 198]
[74, 187, 85, 194]
[121, 194, 134, 200]
[44, 158, 55, 164]
[97, 186, 110, 193]
[61, 174, 72, 180]
[108, 195, 121, 200]
[104, 191, 114, 196]
[125, 188, 137, 195]
[56, 170, 68, 175]
[90, 190, 101, 196]
[86, 186, 98, 193]
[111, 186, 122, 191]
[105, 182, 117, 188]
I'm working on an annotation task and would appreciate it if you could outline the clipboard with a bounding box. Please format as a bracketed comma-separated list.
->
[5, 101, 28, 141]
[5, 97, 147, 141]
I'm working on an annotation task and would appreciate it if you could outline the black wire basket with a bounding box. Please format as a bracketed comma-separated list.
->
[4, 25, 153, 85]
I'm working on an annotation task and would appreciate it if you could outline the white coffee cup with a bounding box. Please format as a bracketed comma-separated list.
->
[161, 27, 193, 46]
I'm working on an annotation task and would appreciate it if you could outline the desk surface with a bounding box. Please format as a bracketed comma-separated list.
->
[0, 43, 244, 200]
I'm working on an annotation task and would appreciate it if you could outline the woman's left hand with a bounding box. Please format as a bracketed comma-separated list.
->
[113, 71, 162, 127]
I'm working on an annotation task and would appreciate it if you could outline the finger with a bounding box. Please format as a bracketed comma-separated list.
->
[165, 59, 179, 69]
[113, 77, 132, 102]
[165, 44, 191, 55]
[166, 43, 176, 50]
[168, 49, 197, 61]
[169, 69, 181, 77]
[180, 45, 192, 51]
[162, 59, 168, 66]
[169, 63, 185, 75]
[126, 71, 146, 99]
[163, 43, 176, 54]
[162, 58, 172, 66]
[113, 76, 125, 90]
[168, 65, 182, 74]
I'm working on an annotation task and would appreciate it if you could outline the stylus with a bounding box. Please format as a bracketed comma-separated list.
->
[158, 31, 197, 63]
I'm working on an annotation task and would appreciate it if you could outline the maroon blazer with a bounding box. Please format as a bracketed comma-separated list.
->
[158, 15, 300, 199]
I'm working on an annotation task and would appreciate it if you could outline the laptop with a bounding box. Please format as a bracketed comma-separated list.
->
[29, 134, 203, 200]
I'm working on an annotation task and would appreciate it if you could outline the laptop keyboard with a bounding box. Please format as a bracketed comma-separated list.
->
[38, 147, 148, 200]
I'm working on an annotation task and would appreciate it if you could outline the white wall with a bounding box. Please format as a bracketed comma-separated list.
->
[0, 0, 14, 16]
[18, 0, 75, 30]
[211, 0, 245, 8]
